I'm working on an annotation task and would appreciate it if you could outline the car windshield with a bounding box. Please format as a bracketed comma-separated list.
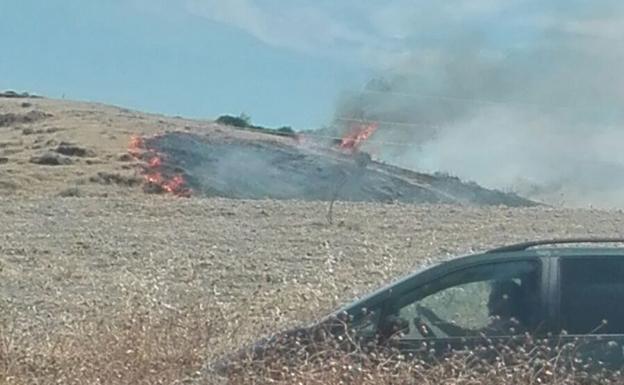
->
[393, 261, 540, 339]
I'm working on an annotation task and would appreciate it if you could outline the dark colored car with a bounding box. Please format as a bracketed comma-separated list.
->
[218, 238, 624, 372]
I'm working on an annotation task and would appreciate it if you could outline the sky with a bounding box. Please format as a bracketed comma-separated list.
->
[0, 0, 373, 129]
[2, 1, 620, 129]
[2, 0, 608, 130]
[3, 0, 624, 206]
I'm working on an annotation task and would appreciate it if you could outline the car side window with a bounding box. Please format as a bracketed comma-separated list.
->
[385, 260, 540, 340]
[560, 257, 624, 334]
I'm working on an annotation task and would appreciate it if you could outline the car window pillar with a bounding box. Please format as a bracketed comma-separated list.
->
[545, 256, 561, 334]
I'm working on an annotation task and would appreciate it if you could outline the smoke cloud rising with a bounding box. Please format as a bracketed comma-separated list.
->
[333, 1, 624, 208]
[148, 0, 624, 207]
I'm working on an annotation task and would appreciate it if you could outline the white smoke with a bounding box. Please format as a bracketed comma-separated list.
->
[146, 0, 624, 207]
[334, 1, 624, 208]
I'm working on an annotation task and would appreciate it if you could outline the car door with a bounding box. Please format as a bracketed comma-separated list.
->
[554, 256, 624, 369]
[374, 257, 548, 357]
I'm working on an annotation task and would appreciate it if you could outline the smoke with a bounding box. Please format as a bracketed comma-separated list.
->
[334, 1, 624, 208]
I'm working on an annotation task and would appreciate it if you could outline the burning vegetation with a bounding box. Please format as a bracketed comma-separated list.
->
[125, 119, 380, 199]
[124, 130, 533, 206]
[128, 135, 191, 197]
[337, 121, 379, 154]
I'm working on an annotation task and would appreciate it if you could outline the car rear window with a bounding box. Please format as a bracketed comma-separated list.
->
[560, 257, 624, 334]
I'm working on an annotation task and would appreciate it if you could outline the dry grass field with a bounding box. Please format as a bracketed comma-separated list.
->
[3, 197, 624, 384]
[2, 95, 624, 384]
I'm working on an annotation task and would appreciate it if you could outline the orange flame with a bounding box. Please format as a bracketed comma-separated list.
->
[127, 134, 191, 197]
[145, 172, 163, 184]
[128, 135, 143, 155]
[339, 121, 379, 153]
[148, 156, 162, 168]
[163, 175, 185, 193]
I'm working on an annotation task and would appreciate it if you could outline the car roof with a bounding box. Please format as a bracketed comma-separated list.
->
[331, 238, 624, 318]
[485, 237, 624, 253]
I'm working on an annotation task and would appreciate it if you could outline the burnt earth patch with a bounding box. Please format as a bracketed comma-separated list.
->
[143, 182, 166, 194]
[143, 132, 535, 206]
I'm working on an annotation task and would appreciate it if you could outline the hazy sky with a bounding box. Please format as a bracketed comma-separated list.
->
[0, 0, 372, 129]
[1, 1, 622, 129]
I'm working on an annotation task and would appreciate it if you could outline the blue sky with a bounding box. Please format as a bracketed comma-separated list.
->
[0, 0, 371, 129]
[1, 0, 622, 129]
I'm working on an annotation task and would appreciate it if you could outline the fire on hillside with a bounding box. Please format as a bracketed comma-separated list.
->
[127, 120, 380, 197]
[128, 135, 191, 197]
[337, 121, 378, 154]
[123, 128, 533, 207]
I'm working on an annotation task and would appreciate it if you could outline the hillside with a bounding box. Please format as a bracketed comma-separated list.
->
[0, 94, 246, 197]
[0, 94, 533, 206]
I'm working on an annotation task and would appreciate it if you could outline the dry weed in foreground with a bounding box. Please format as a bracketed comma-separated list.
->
[224, 331, 624, 385]
[3, 306, 624, 385]
[0, 302, 218, 385]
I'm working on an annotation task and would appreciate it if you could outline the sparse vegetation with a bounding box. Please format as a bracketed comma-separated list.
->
[0, 111, 51, 128]
[216, 113, 251, 129]
[29, 152, 74, 166]
[0, 298, 216, 385]
[55, 142, 97, 158]
[0, 90, 43, 99]
[225, 330, 624, 385]
[277, 126, 294, 134]
[88, 172, 142, 186]
[215, 114, 296, 137]
[3, 309, 623, 385]
[58, 187, 82, 197]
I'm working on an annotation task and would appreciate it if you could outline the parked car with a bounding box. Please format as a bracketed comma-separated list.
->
[216, 238, 624, 372]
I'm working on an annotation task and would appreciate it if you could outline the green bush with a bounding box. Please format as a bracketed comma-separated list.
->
[216, 114, 251, 128]
[277, 126, 294, 134]
[216, 114, 297, 136]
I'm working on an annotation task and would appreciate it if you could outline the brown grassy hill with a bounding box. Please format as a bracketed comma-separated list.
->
[0, 94, 299, 198]
[0, 94, 533, 207]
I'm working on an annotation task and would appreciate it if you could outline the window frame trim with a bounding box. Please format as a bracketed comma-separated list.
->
[378, 256, 548, 338]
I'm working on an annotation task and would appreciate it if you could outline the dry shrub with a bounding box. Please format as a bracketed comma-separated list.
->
[223, 330, 624, 385]
[0, 302, 217, 385]
[2, 307, 624, 385]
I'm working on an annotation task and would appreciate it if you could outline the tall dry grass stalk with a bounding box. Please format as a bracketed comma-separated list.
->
[223, 327, 624, 385]
[0, 302, 217, 385]
[2, 305, 624, 385]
